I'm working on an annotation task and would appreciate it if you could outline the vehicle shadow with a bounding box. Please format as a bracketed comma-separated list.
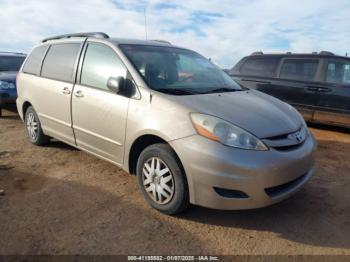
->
[178, 138, 350, 250]
[45, 140, 79, 151]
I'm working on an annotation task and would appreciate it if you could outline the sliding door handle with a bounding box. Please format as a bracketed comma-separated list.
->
[74, 90, 84, 98]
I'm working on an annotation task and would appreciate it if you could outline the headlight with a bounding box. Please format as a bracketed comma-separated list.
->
[190, 113, 268, 151]
[0, 80, 15, 89]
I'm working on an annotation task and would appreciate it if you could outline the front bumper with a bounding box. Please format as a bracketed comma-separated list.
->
[170, 133, 316, 210]
[0, 90, 17, 105]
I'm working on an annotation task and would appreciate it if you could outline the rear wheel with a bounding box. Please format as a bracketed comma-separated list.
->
[136, 143, 189, 215]
[25, 106, 50, 146]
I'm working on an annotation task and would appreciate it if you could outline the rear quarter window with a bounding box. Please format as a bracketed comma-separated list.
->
[41, 43, 81, 83]
[240, 57, 281, 77]
[22, 45, 49, 75]
[280, 59, 319, 81]
[325, 60, 350, 85]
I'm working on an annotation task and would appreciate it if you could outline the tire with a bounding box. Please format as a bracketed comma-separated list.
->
[0, 107, 2, 117]
[24, 106, 50, 146]
[136, 143, 189, 215]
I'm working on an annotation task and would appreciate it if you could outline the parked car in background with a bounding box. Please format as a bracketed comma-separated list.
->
[229, 51, 350, 128]
[17, 32, 316, 215]
[0, 52, 26, 117]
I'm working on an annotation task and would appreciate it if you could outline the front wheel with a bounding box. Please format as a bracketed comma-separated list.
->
[136, 144, 189, 215]
[25, 106, 50, 146]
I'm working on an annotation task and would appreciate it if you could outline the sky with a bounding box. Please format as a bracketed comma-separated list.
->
[1, 0, 350, 68]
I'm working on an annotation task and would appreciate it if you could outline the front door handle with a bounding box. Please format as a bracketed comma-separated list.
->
[62, 87, 71, 95]
[306, 86, 319, 92]
[317, 87, 331, 92]
[306, 86, 332, 93]
[74, 90, 84, 98]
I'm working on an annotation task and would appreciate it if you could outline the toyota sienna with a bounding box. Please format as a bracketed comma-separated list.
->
[16, 32, 316, 214]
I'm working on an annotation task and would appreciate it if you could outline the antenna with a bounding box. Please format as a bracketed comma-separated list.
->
[144, 8, 148, 40]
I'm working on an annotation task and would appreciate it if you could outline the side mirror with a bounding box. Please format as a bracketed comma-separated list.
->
[107, 76, 125, 93]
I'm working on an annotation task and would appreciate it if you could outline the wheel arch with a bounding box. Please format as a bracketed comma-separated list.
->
[22, 101, 32, 118]
[127, 134, 186, 178]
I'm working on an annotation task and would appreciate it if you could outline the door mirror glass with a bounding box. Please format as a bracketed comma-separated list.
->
[107, 76, 125, 93]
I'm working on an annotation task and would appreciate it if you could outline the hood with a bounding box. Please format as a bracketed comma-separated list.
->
[0, 71, 17, 82]
[167, 90, 302, 138]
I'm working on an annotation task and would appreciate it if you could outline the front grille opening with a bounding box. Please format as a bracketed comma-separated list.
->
[214, 187, 249, 199]
[273, 142, 304, 151]
[265, 173, 307, 198]
[265, 133, 289, 140]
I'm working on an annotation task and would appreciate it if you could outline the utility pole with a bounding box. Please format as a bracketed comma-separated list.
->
[144, 8, 148, 40]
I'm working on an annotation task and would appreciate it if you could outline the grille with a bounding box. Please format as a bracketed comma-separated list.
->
[262, 126, 308, 150]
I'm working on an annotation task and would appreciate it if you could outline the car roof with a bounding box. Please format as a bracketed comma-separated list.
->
[39, 32, 187, 50]
[0, 52, 26, 57]
[246, 51, 350, 60]
[110, 38, 190, 51]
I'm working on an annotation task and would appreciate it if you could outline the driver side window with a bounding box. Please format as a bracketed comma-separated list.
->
[81, 43, 127, 91]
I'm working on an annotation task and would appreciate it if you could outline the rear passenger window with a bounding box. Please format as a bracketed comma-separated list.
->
[80, 43, 127, 91]
[41, 43, 81, 82]
[22, 45, 49, 75]
[240, 57, 280, 77]
[280, 59, 318, 81]
[326, 61, 350, 85]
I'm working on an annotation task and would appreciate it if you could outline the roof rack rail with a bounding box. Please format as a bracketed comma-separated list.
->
[151, 40, 172, 45]
[319, 51, 334, 55]
[42, 32, 109, 43]
[251, 51, 263, 55]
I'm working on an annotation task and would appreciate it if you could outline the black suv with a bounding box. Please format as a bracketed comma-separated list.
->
[229, 51, 350, 128]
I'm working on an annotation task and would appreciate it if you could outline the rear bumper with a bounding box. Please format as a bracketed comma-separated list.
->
[170, 132, 316, 210]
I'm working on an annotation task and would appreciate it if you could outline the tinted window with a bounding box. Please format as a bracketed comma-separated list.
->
[240, 57, 280, 77]
[326, 60, 350, 85]
[23, 45, 48, 75]
[41, 43, 81, 82]
[280, 59, 318, 81]
[0, 56, 25, 72]
[81, 43, 127, 91]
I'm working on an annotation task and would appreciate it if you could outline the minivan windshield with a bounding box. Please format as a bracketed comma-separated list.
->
[120, 44, 242, 95]
[0, 55, 25, 72]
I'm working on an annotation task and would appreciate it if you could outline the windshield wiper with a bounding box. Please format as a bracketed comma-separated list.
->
[155, 88, 199, 95]
[201, 87, 240, 94]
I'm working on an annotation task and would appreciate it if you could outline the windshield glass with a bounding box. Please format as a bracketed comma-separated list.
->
[120, 44, 242, 95]
[0, 55, 25, 72]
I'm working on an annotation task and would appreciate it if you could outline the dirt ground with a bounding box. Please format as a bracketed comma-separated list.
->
[0, 108, 350, 255]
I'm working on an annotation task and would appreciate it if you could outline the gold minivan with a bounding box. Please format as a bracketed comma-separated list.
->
[17, 32, 316, 214]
